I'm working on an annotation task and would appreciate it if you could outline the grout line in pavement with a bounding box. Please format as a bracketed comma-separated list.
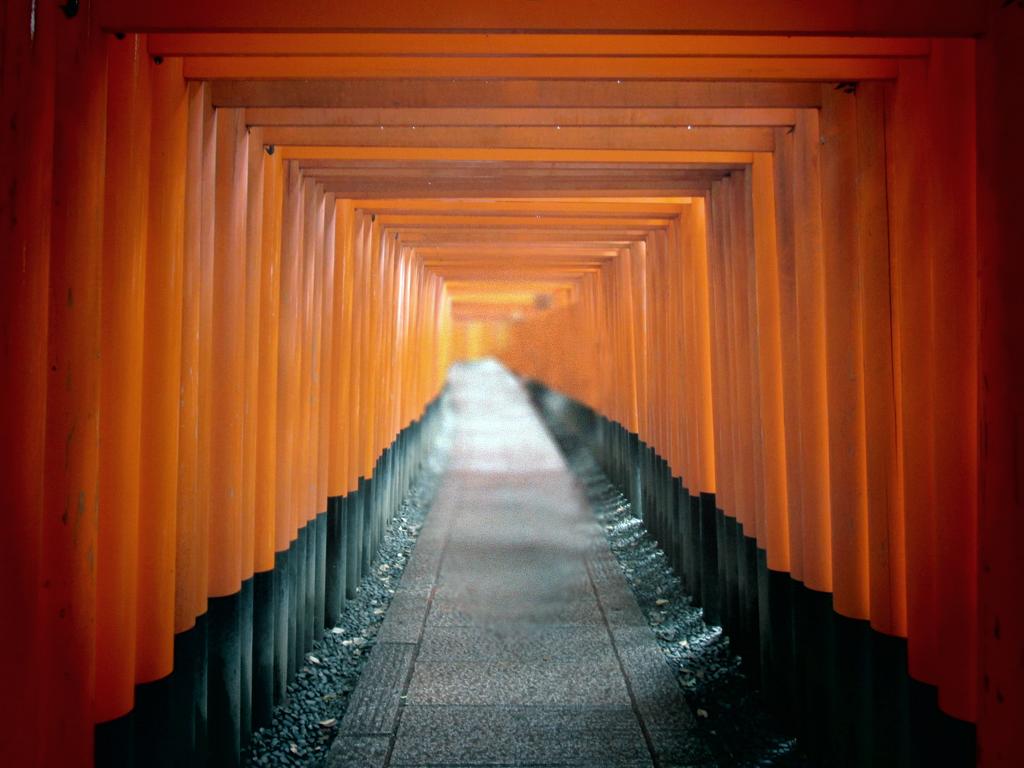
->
[586, 555, 660, 768]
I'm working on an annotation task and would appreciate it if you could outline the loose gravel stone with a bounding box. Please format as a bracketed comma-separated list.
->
[245, 410, 452, 768]
[543, 410, 812, 768]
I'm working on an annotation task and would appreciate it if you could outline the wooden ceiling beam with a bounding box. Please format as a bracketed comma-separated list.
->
[319, 185, 711, 199]
[426, 262, 607, 271]
[246, 106, 800, 128]
[354, 198, 690, 214]
[308, 159, 742, 172]
[212, 80, 823, 109]
[183, 55, 898, 81]
[393, 230, 649, 244]
[372, 215, 672, 229]
[259, 125, 775, 152]
[150, 32, 930, 58]
[100, 0, 983, 36]
[312, 167, 718, 181]
[276, 146, 754, 165]
[415, 248, 626, 259]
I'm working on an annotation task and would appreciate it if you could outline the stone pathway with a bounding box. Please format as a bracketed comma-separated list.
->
[327, 361, 713, 768]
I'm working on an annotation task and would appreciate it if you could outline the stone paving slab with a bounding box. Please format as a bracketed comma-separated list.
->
[425, 594, 606, 628]
[406, 658, 630, 706]
[416, 625, 616, 663]
[326, 735, 391, 768]
[376, 590, 433, 644]
[646, 727, 717, 767]
[327, 361, 707, 767]
[390, 706, 651, 766]
[338, 643, 417, 735]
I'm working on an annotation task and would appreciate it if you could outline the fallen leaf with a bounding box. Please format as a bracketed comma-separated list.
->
[697, 708, 709, 719]
[318, 718, 337, 728]
[290, 743, 300, 755]
[308, 655, 321, 665]
[655, 598, 670, 606]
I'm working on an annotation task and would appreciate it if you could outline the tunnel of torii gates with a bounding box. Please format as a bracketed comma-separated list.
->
[0, 1, 1022, 767]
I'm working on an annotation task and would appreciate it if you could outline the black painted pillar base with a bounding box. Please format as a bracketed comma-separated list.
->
[290, 528, 303, 675]
[719, 514, 736, 634]
[314, 510, 327, 631]
[126, 667, 175, 768]
[325, 495, 344, 627]
[698, 492, 720, 626]
[832, 613, 872, 766]
[740, 530, 760, 681]
[359, 476, 373, 578]
[304, 519, 317, 654]
[346, 483, 364, 600]
[134, 673, 175, 768]
[239, 577, 253, 750]
[794, 585, 836, 762]
[908, 677, 976, 768]
[207, 591, 241, 768]
[760, 562, 796, 730]
[170, 621, 200, 765]
[673, 478, 687, 580]
[194, 610, 209, 768]
[95, 709, 135, 768]
[252, 567, 275, 730]
[337, 495, 349, 609]
[273, 548, 290, 702]
[870, 631, 911, 766]
[686, 493, 702, 605]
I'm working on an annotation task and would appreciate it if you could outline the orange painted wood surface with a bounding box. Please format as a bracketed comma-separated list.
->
[3, 7, 1019, 765]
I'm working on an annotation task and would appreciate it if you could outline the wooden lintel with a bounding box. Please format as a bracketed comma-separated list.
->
[212, 80, 824, 109]
[99, 0, 983, 36]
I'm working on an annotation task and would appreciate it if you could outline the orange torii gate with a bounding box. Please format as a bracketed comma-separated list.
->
[1, 2, 1021, 767]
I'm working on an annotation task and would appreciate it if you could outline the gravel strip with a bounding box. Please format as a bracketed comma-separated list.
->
[246, 409, 452, 768]
[543, 414, 812, 768]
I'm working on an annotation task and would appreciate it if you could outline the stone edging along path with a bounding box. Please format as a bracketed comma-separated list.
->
[245, 411, 453, 768]
[540, 403, 811, 768]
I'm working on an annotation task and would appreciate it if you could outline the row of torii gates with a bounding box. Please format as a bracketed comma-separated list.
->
[1, 1, 1022, 766]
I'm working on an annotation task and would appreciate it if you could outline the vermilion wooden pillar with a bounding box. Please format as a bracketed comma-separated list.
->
[206, 106, 248, 768]
[238, 125, 266, 749]
[0, 0, 56, 764]
[771, 125, 806, 600]
[94, 31, 152, 764]
[274, 162, 302, 690]
[818, 81, 874, 765]
[975, 6, 1024, 767]
[171, 79, 208, 765]
[134, 54, 188, 767]
[750, 152, 793, 717]
[40, 2, 109, 764]
[254, 144, 283, 725]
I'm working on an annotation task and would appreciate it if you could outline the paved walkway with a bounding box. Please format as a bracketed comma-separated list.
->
[327, 361, 712, 768]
